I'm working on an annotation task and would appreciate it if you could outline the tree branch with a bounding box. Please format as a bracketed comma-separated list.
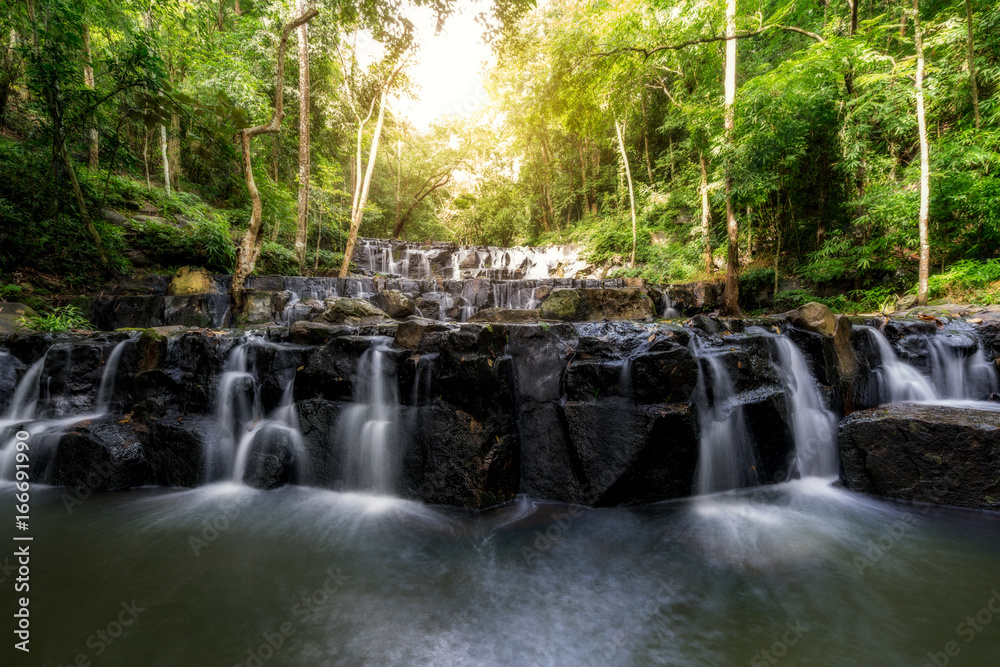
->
[593, 24, 824, 61]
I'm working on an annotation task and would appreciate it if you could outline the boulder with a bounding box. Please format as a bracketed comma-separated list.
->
[394, 318, 451, 350]
[237, 290, 276, 325]
[317, 297, 391, 326]
[788, 302, 836, 336]
[143, 415, 216, 486]
[167, 266, 220, 296]
[163, 293, 231, 328]
[288, 320, 352, 345]
[51, 417, 148, 489]
[539, 288, 582, 321]
[839, 403, 1000, 511]
[0, 302, 37, 334]
[241, 424, 297, 490]
[895, 294, 918, 311]
[372, 290, 416, 319]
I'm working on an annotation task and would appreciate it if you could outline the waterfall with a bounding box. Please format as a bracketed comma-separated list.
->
[336, 339, 400, 493]
[661, 292, 680, 319]
[95, 339, 130, 413]
[756, 330, 839, 478]
[690, 336, 758, 495]
[925, 330, 998, 400]
[211, 339, 261, 480]
[859, 326, 937, 402]
[0, 353, 47, 426]
[0, 339, 131, 481]
[231, 379, 311, 485]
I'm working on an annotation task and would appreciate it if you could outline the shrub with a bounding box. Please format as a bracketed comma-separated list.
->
[19, 305, 92, 332]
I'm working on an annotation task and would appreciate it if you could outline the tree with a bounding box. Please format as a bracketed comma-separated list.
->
[294, 0, 313, 273]
[914, 0, 931, 305]
[337, 40, 406, 278]
[232, 7, 319, 303]
[614, 118, 637, 269]
[721, 0, 741, 316]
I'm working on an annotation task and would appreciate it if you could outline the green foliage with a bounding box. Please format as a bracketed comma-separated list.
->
[18, 305, 92, 333]
[927, 259, 1000, 298]
[0, 283, 24, 300]
[256, 241, 298, 276]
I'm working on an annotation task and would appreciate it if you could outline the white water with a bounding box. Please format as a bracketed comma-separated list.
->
[758, 330, 839, 478]
[925, 329, 998, 399]
[0, 339, 131, 480]
[861, 325, 998, 404]
[859, 326, 937, 402]
[690, 337, 758, 494]
[336, 339, 400, 493]
[660, 291, 681, 319]
[211, 339, 261, 480]
[231, 379, 312, 484]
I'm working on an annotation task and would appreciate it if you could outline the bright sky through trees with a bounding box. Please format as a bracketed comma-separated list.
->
[394, 1, 495, 130]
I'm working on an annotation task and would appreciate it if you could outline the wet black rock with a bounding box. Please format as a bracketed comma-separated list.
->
[51, 417, 148, 489]
[839, 403, 1000, 511]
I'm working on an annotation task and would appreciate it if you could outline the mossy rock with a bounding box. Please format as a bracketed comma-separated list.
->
[167, 267, 218, 296]
[540, 289, 582, 321]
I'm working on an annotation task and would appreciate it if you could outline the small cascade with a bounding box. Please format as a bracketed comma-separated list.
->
[211, 338, 261, 480]
[0, 353, 47, 427]
[925, 330, 998, 400]
[95, 339, 130, 413]
[859, 326, 938, 402]
[690, 336, 758, 495]
[660, 292, 681, 319]
[491, 283, 540, 310]
[755, 330, 839, 478]
[336, 339, 400, 493]
[438, 292, 454, 322]
[280, 277, 340, 325]
[231, 379, 311, 485]
[0, 339, 131, 481]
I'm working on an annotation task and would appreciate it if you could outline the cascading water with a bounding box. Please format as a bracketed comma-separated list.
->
[0, 339, 131, 480]
[752, 328, 839, 478]
[689, 336, 758, 494]
[336, 338, 400, 493]
[231, 379, 312, 485]
[661, 292, 681, 319]
[211, 338, 261, 480]
[925, 329, 998, 399]
[859, 326, 937, 402]
[212, 336, 312, 484]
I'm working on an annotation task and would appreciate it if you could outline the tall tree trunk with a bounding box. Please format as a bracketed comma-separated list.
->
[966, 0, 980, 129]
[168, 111, 181, 189]
[294, 0, 311, 273]
[339, 64, 402, 278]
[722, 0, 741, 316]
[82, 25, 98, 169]
[232, 9, 319, 303]
[60, 139, 108, 266]
[914, 0, 931, 306]
[699, 152, 713, 272]
[641, 94, 653, 182]
[160, 124, 171, 195]
[614, 119, 637, 270]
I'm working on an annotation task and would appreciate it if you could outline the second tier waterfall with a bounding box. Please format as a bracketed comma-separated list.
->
[336, 338, 401, 493]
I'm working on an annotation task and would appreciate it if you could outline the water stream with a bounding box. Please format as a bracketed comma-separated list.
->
[689, 336, 758, 494]
[336, 338, 401, 493]
[3, 480, 998, 666]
